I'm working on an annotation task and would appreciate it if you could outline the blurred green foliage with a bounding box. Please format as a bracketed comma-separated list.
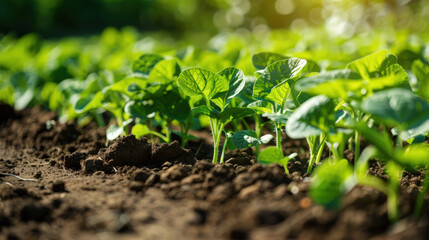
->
[1, 0, 428, 37]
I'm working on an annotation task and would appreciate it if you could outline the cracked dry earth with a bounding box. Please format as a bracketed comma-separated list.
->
[0, 105, 428, 240]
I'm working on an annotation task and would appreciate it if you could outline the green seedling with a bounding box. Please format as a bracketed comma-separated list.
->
[258, 147, 297, 174]
[251, 54, 320, 150]
[178, 67, 255, 163]
[126, 56, 193, 146]
[285, 95, 352, 173]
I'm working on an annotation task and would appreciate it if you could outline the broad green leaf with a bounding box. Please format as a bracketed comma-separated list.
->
[232, 130, 261, 149]
[131, 123, 151, 138]
[132, 54, 164, 76]
[124, 100, 156, 120]
[310, 159, 355, 209]
[367, 64, 409, 90]
[178, 68, 228, 101]
[263, 112, 292, 124]
[148, 59, 181, 83]
[247, 100, 273, 114]
[192, 105, 219, 119]
[238, 76, 257, 104]
[74, 92, 104, 113]
[295, 69, 363, 99]
[218, 107, 255, 124]
[286, 95, 336, 139]
[412, 60, 429, 101]
[253, 58, 308, 105]
[258, 147, 284, 164]
[154, 90, 191, 122]
[393, 144, 429, 168]
[107, 77, 147, 96]
[211, 67, 245, 109]
[258, 147, 297, 174]
[106, 124, 123, 141]
[14, 88, 34, 111]
[347, 50, 397, 79]
[252, 52, 288, 70]
[361, 88, 429, 135]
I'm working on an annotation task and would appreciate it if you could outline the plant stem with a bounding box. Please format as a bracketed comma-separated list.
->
[220, 134, 228, 163]
[165, 121, 171, 143]
[306, 136, 317, 174]
[94, 112, 106, 127]
[315, 134, 326, 164]
[388, 178, 400, 222]
[276, 122, 282, 150]
[354, 130, 360, 166]
[254, 114, 262, 157]
[413, 173, 429, 217]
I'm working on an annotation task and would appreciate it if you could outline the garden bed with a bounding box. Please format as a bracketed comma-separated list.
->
[1, 105, 427, 240]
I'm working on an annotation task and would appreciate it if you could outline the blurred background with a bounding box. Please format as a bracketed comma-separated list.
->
[0, 0, 428, 38]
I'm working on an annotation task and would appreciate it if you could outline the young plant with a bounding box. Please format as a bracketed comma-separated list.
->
[295, 50, 409, 164]
[178, 67, 255, 163]
[251, 53, 320, 150]
[258, 147, 297, 174]
[125, 55, 193, 146]
[285, 95, 351, 173]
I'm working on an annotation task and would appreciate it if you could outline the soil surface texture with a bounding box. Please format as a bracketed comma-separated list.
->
[1, 105, 428, 240]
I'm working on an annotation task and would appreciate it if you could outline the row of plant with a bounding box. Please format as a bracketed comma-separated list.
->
[0, 29, 428, 223]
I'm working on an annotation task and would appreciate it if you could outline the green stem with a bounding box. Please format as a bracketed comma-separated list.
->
[354, 130, 360, 166]
[315, 134, 326, 164]
[94, 112, 106, 127]
[388, 178, 400, 222]
[306, 136, 317, 174]
[414, 173, 429, 217]
[220, 133, 228, 163]
[165, 120, 171, 143]
[276, 122, 282, 150]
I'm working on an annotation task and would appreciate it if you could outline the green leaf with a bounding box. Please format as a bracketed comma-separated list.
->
[263, 112, 292, 124]
[412, 60, 429, 101]
[360, 88, 429, 136]
[258, 147, 284, 164]
[218, 107, 255, 124]
[347, 50, 397, 79]
[258, 147, 297, 174]
[74, 92, 104, 113]
[131, 123, 151, 138]
[247, 100, 273, 114]
[14, 88, 34, 111]
[295, 69, 363, 99]
[192, 105, 219, 119]
[132, 54, 164, 76]
[124, 100, 156, 120]
[393, 144, 429, 168]
[252, 52, 288, 70]
[286, 95, 336, 139]
[106, 124, 124, 141]
[238, 76, 257, 104]
[211, 67, 245, 109]
[148, 59, 181, 83]
[178, 67, 228, 101]
[107, 77, 147, 96]
[154, 90, 191, 122]
[310, 159, 355, 209]
[253, 58, 308, 105]
[232, 130, 261, 149]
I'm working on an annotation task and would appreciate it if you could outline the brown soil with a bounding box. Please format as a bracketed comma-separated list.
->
[0, 105, 428, 240]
